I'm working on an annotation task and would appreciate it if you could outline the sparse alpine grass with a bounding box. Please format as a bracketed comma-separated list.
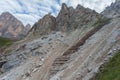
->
[0, 37, 13, 47]
[91, 50, 120, 80]
[93, 17, 111, 28]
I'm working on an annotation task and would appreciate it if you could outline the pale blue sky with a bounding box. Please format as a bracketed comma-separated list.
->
[0, 0, 115, 25]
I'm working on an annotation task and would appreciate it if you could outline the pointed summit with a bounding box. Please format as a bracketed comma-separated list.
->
[59, 3, 69, 15]
[29, 13, 56, 38]
[102, 0, 120, 18]
[76, 4, 84, 10]
[56, 3, 100, 32]
[28, 3, 103, 39]
[22, 24, 31, 35]
[0, 12, 25, 39]
[61, 3, 68, 10]
[0, 12, 14, 21]
[1, 12, 12, 16]
[56, 3, 70, 32]
[1, 12, 11, 16]
[116, 0, 120, 2]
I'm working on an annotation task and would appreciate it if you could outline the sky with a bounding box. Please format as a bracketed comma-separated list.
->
[0, 0, 115, 26]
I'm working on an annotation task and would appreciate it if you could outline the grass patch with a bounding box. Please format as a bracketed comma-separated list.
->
[91, 50, 120, 80]
[0, 37, 13, 47]
[0, 37, 14, 62]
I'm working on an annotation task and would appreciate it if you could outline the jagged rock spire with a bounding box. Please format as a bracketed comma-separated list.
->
[102, 0, 120, 18]
[116, 0, 120, 2]
[28, 3, 102, 38]
[76, 4, 84, 10]
[30, 13, 56, 37]
[61, 3, 68, 10]
[56, 3, 70, 32]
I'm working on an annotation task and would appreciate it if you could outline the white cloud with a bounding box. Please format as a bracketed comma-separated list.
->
[0, 0, 115, 26]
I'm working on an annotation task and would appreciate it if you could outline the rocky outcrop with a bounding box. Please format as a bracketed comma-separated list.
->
[22, 24, 31, 36]
[29, 3, 104, 39]
[56, 3, 70, 32]
[102, 0, 120, 18]
[29, 14, 56, 38]
[56, 4, 101, 32]
[1, 32, 66, 73]
[0, 12, 27, 39]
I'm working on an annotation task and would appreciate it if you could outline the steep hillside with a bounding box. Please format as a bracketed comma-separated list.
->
[0, 3, 119, 80]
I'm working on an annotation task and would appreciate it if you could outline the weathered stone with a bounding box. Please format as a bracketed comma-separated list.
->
[32, 51, 42, 56]
[29, 14, 56, 38]
[56, 3, 102, 32]
[102, 0, 120, 18]
[27, 3, 104, 39]
[56, 3, 70, 32]
[1, 60, 20, 72]
[0, 60, 7, 68]
[23, 24, 31, 35]
[0, 12, 27, 39]
[25, 72, 31, 77]
[32, 68, 39, 72]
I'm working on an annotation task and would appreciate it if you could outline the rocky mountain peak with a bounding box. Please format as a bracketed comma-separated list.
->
[22, 24, 31, 36]
[56, 3, 100, 32]
[116, 0, 120, 2]
[102, 0, 120, 18]
[0, 12, 26, 39]
[30, 14, 56, 37]
[42, 14, 56, 22]
[0, 12, 12, 16]
[0, 12, 12, 17]
[25, 24, 31, 28]
[76, 4, 84, 10]
[56, 3, 70, 32]
[29, 3, 103, 38]
[61, 3, 68, 11]
[57, 3, 69, 18]
[0, 12, 16, 22]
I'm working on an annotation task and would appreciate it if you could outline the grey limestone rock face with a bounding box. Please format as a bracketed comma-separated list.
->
[30, 14, 56, 37]
[29, 3, 103, 39]
[116, 0, 120, 2]
[102, 0, 120, 18]
[22, 24, 31, 36]
[56, 3, 70, 32]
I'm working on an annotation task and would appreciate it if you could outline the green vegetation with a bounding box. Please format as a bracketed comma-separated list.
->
[92, 50, 120, 80]
[0, 37, 13, 47]
[93, 17, 111, 28]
